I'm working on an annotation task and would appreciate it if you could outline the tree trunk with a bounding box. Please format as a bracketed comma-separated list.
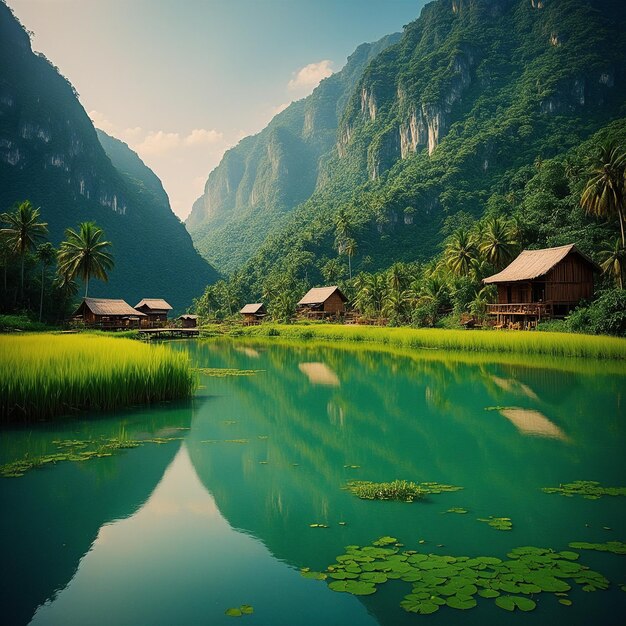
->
[348, 255, 352, 279]
[20, 254, 25, 300]
[618, 205, 625, 249]
[84, 276, 89, 298]
[39, 264, 44, 322]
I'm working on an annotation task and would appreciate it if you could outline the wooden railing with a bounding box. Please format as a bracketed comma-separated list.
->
[486, 303, 553, 317]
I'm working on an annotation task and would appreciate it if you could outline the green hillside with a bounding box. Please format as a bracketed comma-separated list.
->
[0, 2, 218, 310]
[214, 0, 625, 291]
[186, 32, 401, 273]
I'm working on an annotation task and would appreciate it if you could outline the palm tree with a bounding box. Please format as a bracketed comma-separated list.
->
[344, 238, 357, 279]
[598, 238, 625, 289]
[0, 200, 48, 298]
[444, 229, 478, 276]
[36, 242, 56, 322]
[581, 142, 626, 248]
[57, 222, 114, 297]
[479, 217, 517, 270]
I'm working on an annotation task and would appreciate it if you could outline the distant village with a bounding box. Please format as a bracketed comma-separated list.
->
[74, 244, 598, 333]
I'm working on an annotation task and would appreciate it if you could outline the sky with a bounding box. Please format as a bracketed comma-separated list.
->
[9, 0, 425, 220]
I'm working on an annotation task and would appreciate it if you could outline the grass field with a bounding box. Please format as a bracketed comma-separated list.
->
[229, 323, 626, 360]
[0, 334, 195, 421]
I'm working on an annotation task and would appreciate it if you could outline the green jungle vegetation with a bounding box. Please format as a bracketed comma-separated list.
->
[1, 199, 116, 325]
[304, 538, 617, 614]
[186, 32, 402, 273]
[229, 323, 626, 360]
[0, 334, 195, 421]
[190, 0, 626, 336]
[0, 2, 218, 309]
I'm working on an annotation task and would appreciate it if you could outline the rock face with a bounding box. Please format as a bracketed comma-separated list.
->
[0, 3, 218, 309]
[228, 0, 626, 289]
[186, 32, 401, 273]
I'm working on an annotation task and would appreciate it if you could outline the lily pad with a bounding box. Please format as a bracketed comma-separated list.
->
[568, 541, 626, 555]
[478, 516, 513, 531]
[542, 480, 626, 499]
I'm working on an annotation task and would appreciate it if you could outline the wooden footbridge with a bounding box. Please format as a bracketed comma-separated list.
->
[138, 327, 199, 339]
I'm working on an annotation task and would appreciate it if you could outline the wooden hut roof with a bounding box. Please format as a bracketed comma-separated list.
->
[178, 314, 198, 320]
[134, 298, 173, 311]
[483, 244, 599, 284]
[297, 286, 347, 305]
[240, 303, 265, 314]
[77, 298, 146, 316]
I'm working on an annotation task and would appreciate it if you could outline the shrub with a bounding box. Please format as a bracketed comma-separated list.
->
[565, 290, 626, 337]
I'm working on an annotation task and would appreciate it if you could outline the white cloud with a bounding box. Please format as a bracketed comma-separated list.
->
[271, 101, 292, 116]
[135, 130, 181, 155]
[121, 126, 144, 142]
[184, 128, 224, 146]
[288, 60, 333, 93]
[88, 109, 117, 135]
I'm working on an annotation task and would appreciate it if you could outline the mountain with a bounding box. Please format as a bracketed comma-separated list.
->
[0, 1, 218, 310]
[186, 32, 401, 273]
[218, 0, 626, 296]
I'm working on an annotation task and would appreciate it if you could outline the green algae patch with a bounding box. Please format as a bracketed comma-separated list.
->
[307, 537, 612, 616]
[0, 435, 182, 478]
[194, 368, 263, 377]
[478, 516, 513, 531]
[345, 479, 462, 502]
[225, 605, 253, 617]
[542, 480, 626, 499]
[568, 541, 626, 555]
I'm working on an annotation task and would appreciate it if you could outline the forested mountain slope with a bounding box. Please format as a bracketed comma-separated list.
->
[0, 2, 218, 309]
[186, 32, 401, 273]
[230, 0, 626, 295]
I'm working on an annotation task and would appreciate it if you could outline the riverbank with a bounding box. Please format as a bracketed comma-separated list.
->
[214, 323, 626, 360]
[0, 334, 195, 421]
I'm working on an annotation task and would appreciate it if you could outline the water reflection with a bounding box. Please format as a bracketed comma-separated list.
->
[2, 340, 625, 626]
[299, 362, 341, 387]
[0, 403, 192, 626]
[499, 408, 569, 441]
[30, 445, 377, 626]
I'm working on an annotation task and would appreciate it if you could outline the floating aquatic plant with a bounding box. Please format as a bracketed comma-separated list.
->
[194, 368, 262, 377]
[568, 541, 626, 555]
[446, 507, 469, 514]
[345, 480, 462, 502]
[542, 480, 626, 499]
[224, 605, 253, 617]
[309, 523, 329, 528]
[310, 538, 611, 616]
[478, 516, 513, 531]
[0, 435, 182, 478]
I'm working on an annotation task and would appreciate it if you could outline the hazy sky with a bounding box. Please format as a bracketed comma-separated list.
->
[9, 0, 425, 219]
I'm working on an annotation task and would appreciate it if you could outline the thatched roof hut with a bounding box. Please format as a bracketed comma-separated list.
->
[178, 314, 198, 328]
[134, 298, 172, 327]
[297, 286, 347, 319]
[239, 303, 266, 324]
[483, 244, 600, 326]
[74, 298, 146, 329]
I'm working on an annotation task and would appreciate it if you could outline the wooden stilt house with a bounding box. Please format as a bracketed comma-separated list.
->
[483, 244, 599, 329]
[297, 286, 347, 320]
[178, 314, 198, 328]
[239, 303, 266, 325]
[73, 298, 146, 330]
[134, 299, 173, 328]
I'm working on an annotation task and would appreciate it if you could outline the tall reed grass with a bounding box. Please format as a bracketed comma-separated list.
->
[0, 334, 195, 421]
[239, 324, 626, 360]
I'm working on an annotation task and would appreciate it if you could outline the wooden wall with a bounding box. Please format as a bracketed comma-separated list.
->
[545, 255, 594, 303]
[495, 254, 594, 306]
[323, 293, 346, 314]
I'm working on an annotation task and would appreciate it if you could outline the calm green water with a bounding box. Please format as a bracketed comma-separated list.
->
[1, 338, 625, 626]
